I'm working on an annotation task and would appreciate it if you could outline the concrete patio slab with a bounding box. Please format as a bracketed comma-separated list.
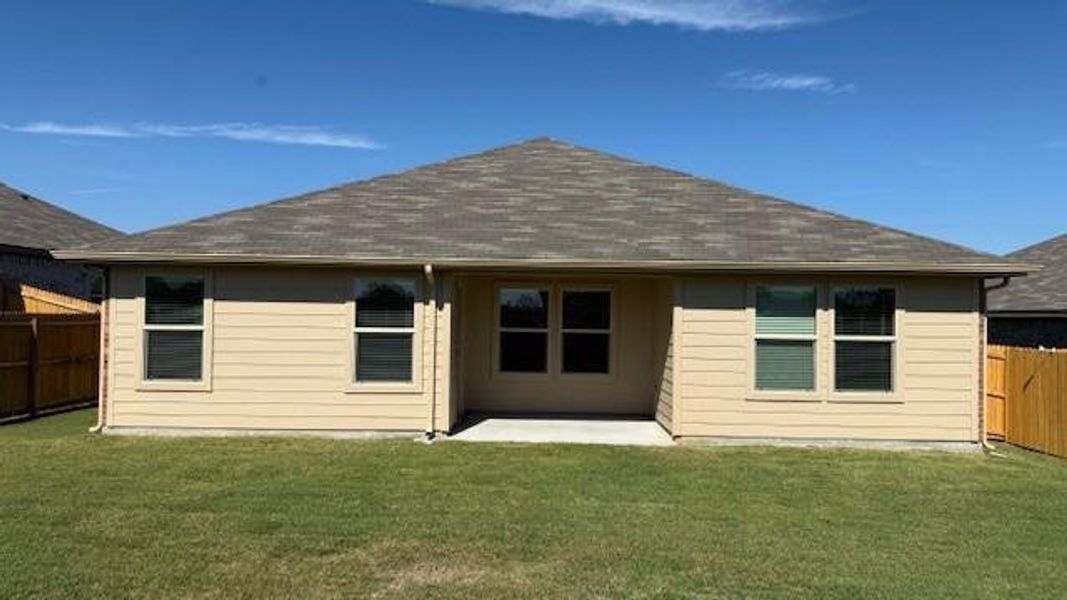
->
[447, 415, 674, 447]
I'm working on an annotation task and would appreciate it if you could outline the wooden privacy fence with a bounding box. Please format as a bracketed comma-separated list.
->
[0, 313, 99, 421]
[986, 344, 1067, 458]
[1, 282, 100, 315]
[985, 345, 1007, 440]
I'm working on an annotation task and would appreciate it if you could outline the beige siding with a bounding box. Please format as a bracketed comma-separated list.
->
[107, 266, 440, 432]
[431, 274, 455, 432]
[676, 275, 980, 442]
[459, 275, 672, 415]
[652, 279, 676, 433]
[104, 265, 980, 441]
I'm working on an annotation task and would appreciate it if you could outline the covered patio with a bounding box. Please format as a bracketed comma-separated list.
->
[446, 273, 676, 434]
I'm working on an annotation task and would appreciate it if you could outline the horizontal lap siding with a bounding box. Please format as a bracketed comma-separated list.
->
[677, 276, 979, 441]
[107, 266, 432, 431]
[654, 281, 675, 433]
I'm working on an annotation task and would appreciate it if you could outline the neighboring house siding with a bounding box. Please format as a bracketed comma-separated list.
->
[675, 276, 980, 442]
[0, 251, 98, 301]
[988, 317, 1067, 349]
[458, 275, 672, 415]
[106, 266, 442, 431]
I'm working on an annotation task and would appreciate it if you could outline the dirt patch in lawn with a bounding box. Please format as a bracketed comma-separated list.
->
[356, 540, 537, 595]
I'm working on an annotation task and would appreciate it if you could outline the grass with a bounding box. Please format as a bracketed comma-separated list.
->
[1, 411, 1066, 598]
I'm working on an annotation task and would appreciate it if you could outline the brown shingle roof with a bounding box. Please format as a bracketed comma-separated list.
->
[989, 233, 1067, 313]
[59, 138, 1027, 274]
[0, 182, 121, 251]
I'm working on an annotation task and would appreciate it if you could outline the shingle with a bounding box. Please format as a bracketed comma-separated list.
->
[67, 138, 1019, 270]
[989, 234, 1067, 312]
[0, 183, 121, 250]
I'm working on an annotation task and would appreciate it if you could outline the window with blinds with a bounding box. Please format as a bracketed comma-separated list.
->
[144, 275, 205, 380]
[499, 287, 549, 373]
[755, 286, 817, 391]
[562, 290, 611, 374]
[354, 278, 416, 383]
[834, 288, 895, 392]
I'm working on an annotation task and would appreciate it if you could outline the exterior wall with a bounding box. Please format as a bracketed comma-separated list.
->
[106, 265, 448, 432]
[101, 265, 982, 441]
[675, 275, 981, 442]
[458, 274, 673, 415]
[652, 280, 676, 433]
[0, 251, 99, 301]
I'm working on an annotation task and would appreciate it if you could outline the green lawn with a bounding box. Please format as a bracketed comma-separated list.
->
[2, 411, 1066, 599]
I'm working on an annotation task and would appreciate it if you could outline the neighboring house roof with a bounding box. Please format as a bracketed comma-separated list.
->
[57, 138, 1028, 274]
[989, 233, 1067, 313]
[0, 182, 121, 252]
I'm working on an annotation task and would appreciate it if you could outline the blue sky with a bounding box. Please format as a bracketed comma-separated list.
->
[1, 0, 1064, 254]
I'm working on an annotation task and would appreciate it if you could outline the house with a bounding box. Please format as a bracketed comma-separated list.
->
[0, 182, 120, 311]
[56, 138, 1031, 444]
[988, 233, 1067, 348]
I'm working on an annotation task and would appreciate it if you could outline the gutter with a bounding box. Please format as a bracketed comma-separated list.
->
[50, 250, 1039, 277]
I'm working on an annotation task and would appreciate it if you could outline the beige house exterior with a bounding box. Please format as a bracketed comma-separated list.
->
[60, 139, 1031, 445]
[98, 265, 984, 442]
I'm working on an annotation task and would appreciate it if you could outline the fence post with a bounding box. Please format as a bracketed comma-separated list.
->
[27, 317, 38, 418]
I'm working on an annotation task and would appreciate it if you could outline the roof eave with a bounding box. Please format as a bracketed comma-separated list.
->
[51, 250, 1037, 276]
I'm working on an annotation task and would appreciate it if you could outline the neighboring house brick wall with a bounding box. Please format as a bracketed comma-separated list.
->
[0, 251, 98, 300]
[988, 317, 1067, 349]
[674, 275, 981, 442]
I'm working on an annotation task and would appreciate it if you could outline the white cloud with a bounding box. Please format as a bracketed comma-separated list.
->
[0, 121, 379, 149]
[69, 187, 122, 195]
[1, 122, 137, 137]
[722, 70, 856, 94]
[430, 0, 831, 31]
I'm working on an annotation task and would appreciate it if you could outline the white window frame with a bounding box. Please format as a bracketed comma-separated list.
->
[495, 284, 552, 376]
[748, 282, 821, 401]
[136, 269, 213, 392]
[560, 285, 615, 377]
[347, 274, 422, 393]
[830, 284, 901, 401]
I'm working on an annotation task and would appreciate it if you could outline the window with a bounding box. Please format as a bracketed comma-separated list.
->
[754, 286, 817, 391]
[561, 290, 611, 374]
[834, 288, 895, 392]
[499, 287, 549, 373]
[354, 278, 416, 383]
[143, 275, 205, 381]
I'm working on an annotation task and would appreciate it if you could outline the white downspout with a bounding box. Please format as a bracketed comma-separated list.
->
[981, 277, 1012, 454]
[424, 264, 437, 440]
[89, 267, 108, 433]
